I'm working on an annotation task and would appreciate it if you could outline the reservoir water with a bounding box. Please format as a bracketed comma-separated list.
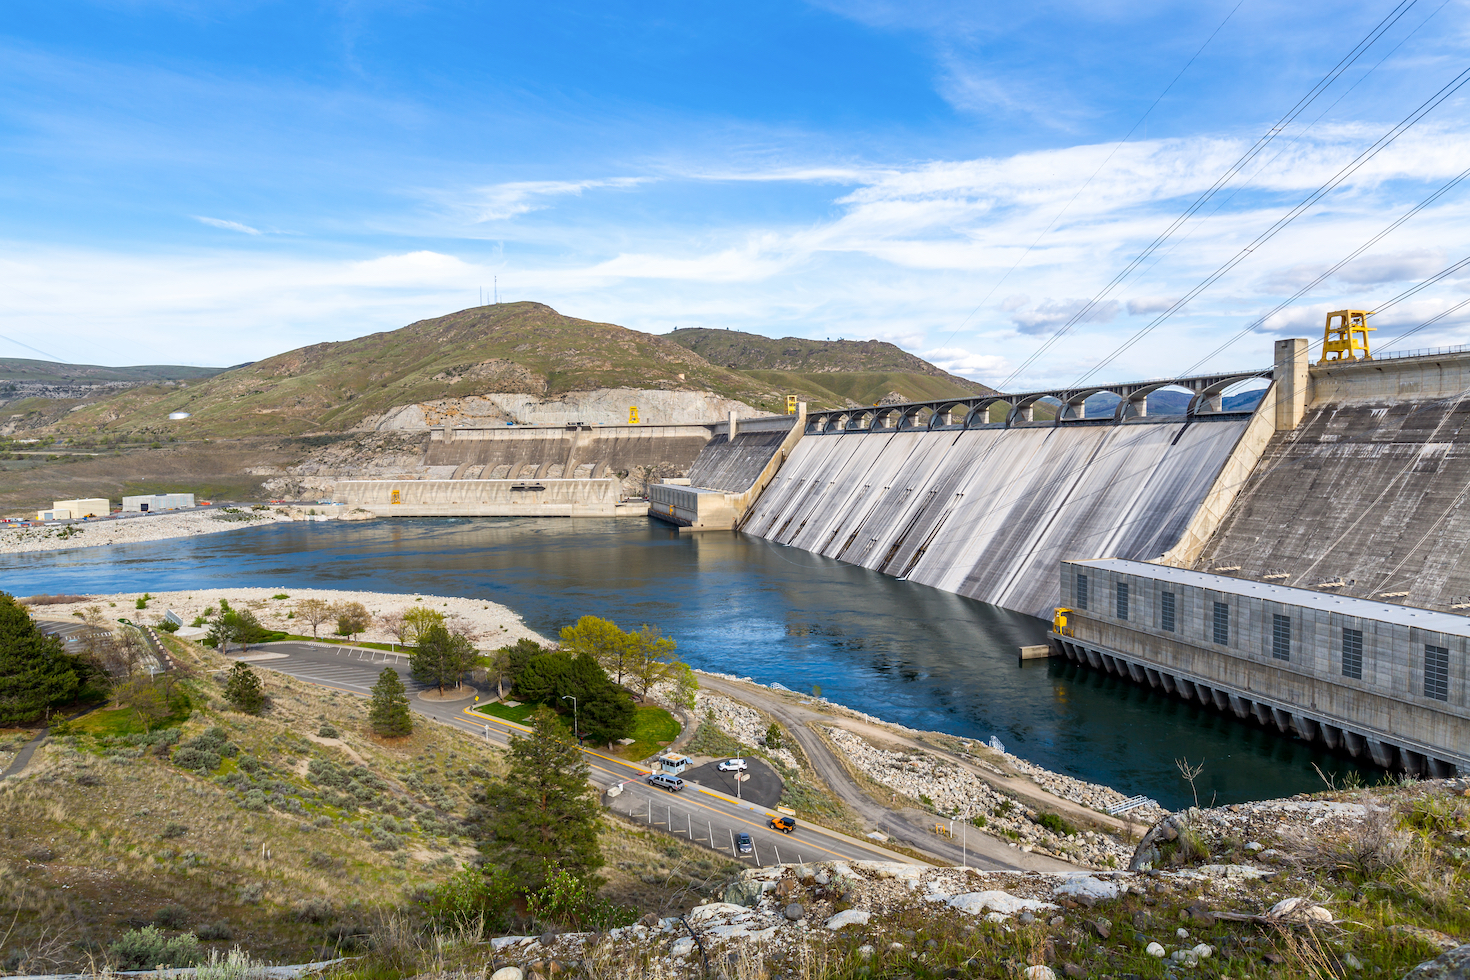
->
[2, 516, 1375, 809]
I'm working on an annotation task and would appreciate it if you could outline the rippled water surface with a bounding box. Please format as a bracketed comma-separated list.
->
[2, 517, 1376, 808]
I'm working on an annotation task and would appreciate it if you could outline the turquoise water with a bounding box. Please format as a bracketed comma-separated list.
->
[2, 516, 1376, 808]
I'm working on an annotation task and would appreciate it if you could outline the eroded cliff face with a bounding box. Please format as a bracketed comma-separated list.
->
[354, 389, 766, 431]
[260, 431, 433, 499]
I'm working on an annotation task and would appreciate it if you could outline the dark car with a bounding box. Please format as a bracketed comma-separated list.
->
[736, 832, 754, 855]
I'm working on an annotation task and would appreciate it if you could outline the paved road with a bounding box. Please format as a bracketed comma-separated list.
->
[698, 674, 1074, 872]
[248, 642, 914, 869]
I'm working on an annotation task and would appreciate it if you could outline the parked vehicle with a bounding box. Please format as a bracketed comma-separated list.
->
[768, 814, 796, 834]
[717, 758, 748, 772]
[647, 773, 686, 792]
[736, 832, 754, 854]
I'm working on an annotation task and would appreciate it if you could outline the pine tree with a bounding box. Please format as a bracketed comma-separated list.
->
[222, 661, 265, 714]
[368, 667, 413, 737]
[478, 707, 604, 894]
[410, 624, 476, 692]
[0, 592, 84, 725]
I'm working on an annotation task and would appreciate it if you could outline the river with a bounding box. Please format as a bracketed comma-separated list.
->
[1, 516, 1375, 808]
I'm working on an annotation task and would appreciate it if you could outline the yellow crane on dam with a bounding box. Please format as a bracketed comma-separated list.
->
[1320, 309, 1375, 364]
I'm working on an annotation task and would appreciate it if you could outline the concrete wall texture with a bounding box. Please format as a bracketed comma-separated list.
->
[422, 424, 715, 493]
[743, 416, 1254, 618]
[1196, 351, 1470, 612]
[335, 478, 639, 517]
[1054, 558, 1467, 775]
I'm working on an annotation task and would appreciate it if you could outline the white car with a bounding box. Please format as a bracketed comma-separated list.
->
[718, 758, 748, 772]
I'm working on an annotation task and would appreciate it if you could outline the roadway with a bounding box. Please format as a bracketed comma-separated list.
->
[247, 641, 913, 868]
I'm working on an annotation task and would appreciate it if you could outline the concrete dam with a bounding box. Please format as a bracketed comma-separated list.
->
[735, 366, 1279, 619]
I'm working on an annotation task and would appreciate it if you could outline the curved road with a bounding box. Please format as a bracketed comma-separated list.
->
[244, 642, 913, 869]
[698, 675, 1081, 872]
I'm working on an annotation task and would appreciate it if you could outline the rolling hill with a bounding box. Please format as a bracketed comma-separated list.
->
[665, 328, 993, 405]
[0, 358, 228, 383]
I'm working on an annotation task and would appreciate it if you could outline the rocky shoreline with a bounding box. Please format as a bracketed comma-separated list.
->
[0, 506, 366, 555]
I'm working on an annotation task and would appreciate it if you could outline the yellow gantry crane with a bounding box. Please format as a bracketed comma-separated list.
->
[1319, 309, 1375, 364]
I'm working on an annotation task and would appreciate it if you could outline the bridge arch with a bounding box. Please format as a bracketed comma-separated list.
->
[1188, 374, 1272, 415]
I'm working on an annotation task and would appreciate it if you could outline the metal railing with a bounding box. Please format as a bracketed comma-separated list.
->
[1373, 343, 1470, 361]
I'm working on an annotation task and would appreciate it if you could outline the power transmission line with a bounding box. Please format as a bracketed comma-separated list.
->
[1071, 61, 1470, 387]
[1178, 163, 1470, 374]
[996, 0, 1422, 390]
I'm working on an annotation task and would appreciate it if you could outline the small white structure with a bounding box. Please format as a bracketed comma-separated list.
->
[36, 508, 70, 521]
[122, 493, 195, 513]
[53, 497, 109, 518]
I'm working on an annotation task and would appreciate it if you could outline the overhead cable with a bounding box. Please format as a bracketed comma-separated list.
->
[1178, 163, 1470, 374]
[1376, 298, 1470, 353]
[1070, 62, 1470, 388]
[996, 0, 1421, 390]
[933, 0, 1247, 350]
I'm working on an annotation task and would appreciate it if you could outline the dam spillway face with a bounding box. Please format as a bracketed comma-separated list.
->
[1198, 394, 1470, 609]
[743, 418, 1252, 618]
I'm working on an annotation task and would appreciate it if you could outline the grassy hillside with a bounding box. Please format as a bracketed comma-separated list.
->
[667, 328, 993, 393]
[56, 304, 849, 440]
[745, 370, 992, 407]
[0, 634, 734, 971]
[0, 358, 227, 382]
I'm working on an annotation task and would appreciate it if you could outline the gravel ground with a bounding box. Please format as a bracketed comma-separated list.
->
[20, 587, 544, 649]
[823, 727, 1135, 869]
[0, 508, 310, 554]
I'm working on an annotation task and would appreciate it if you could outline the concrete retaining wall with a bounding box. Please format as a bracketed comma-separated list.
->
[422, 424, 715, 494]
[743, 415, 1254, 618]
[334, 479, 643, 517]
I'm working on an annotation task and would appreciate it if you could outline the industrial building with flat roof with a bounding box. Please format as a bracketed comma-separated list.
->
[36, 497, 110, 521]
[1050, 558, 1466, 778]
[121, 493, 195, 512]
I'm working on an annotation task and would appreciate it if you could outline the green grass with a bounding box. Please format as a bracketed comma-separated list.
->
[471, 701, 538, 724]
[70, 701, 190, 737]
[613, 706, 680, 761]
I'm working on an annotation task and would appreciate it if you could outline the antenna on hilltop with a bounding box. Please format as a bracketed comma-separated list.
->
[494, 276, 499, 304]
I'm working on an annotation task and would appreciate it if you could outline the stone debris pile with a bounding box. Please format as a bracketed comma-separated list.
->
[823, 727, 1134, 869]
[693, 692, 799, 770]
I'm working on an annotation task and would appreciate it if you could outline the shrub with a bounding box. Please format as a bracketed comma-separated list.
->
[194, 921, 233, 941]
[153, 905, 190, 929]
[158, 620, 180, 633]
[109, 926, 202, 970]
[172, 746, 220, 771]
[317, 722, 341, 739]
[293, 898, 336, 924]
[1036, 812, 1076, 836]
[162, 822, 189, 839]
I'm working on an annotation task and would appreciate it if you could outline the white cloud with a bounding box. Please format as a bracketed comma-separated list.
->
[1126, 296, 1175, 315]
[921, 346, 1009, 380]
[1011, 298, 1121, 335]
[193, 216, 261, 235]
[462, 178, 646, 222]
[1001, 293, 1030, 312]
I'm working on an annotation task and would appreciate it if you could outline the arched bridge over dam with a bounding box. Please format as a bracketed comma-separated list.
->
[803, 369, 1272, 434]
[739, 364, 1289, 618]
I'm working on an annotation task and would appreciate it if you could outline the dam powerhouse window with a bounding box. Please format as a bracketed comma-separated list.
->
[1160, 591, 1175, 632]
[1342, 628, 1364, 680]
[1425, 644, 1449, 701]
[1116, 582, 1129, 620]
[1272, 614, 1291, 661]
[1076, 574, 1088, 610]
[1212, 602, 1229, 645]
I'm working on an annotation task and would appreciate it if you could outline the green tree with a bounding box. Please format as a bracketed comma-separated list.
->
[411, 625, 477, 693]
[223, 661, 265, 714]
[670, 662, 699, 710]
[478, 708, 604, 894]
[562, 654, 634, 745]
[559, 616, 630, 685]
[627, 624, 679, 698]
[295, 598, 333, 638]
[333, 602, 371, 641]
[402, 606, 446, 645]
[764, 723, 783, 751]
[0, 592, 85, 725]
[514, 650, 572, 704]
[368, 667, 413, 737]
[492, 638, 546, 696]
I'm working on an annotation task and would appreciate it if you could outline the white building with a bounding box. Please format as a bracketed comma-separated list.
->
[121, 493, 195, 513]
[37, 497, 110, 521]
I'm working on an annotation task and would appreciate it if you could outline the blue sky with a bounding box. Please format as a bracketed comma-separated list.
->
[3, 1, 1470, 388]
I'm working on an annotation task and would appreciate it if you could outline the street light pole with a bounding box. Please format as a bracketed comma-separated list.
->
[561, 695, 579, 743]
